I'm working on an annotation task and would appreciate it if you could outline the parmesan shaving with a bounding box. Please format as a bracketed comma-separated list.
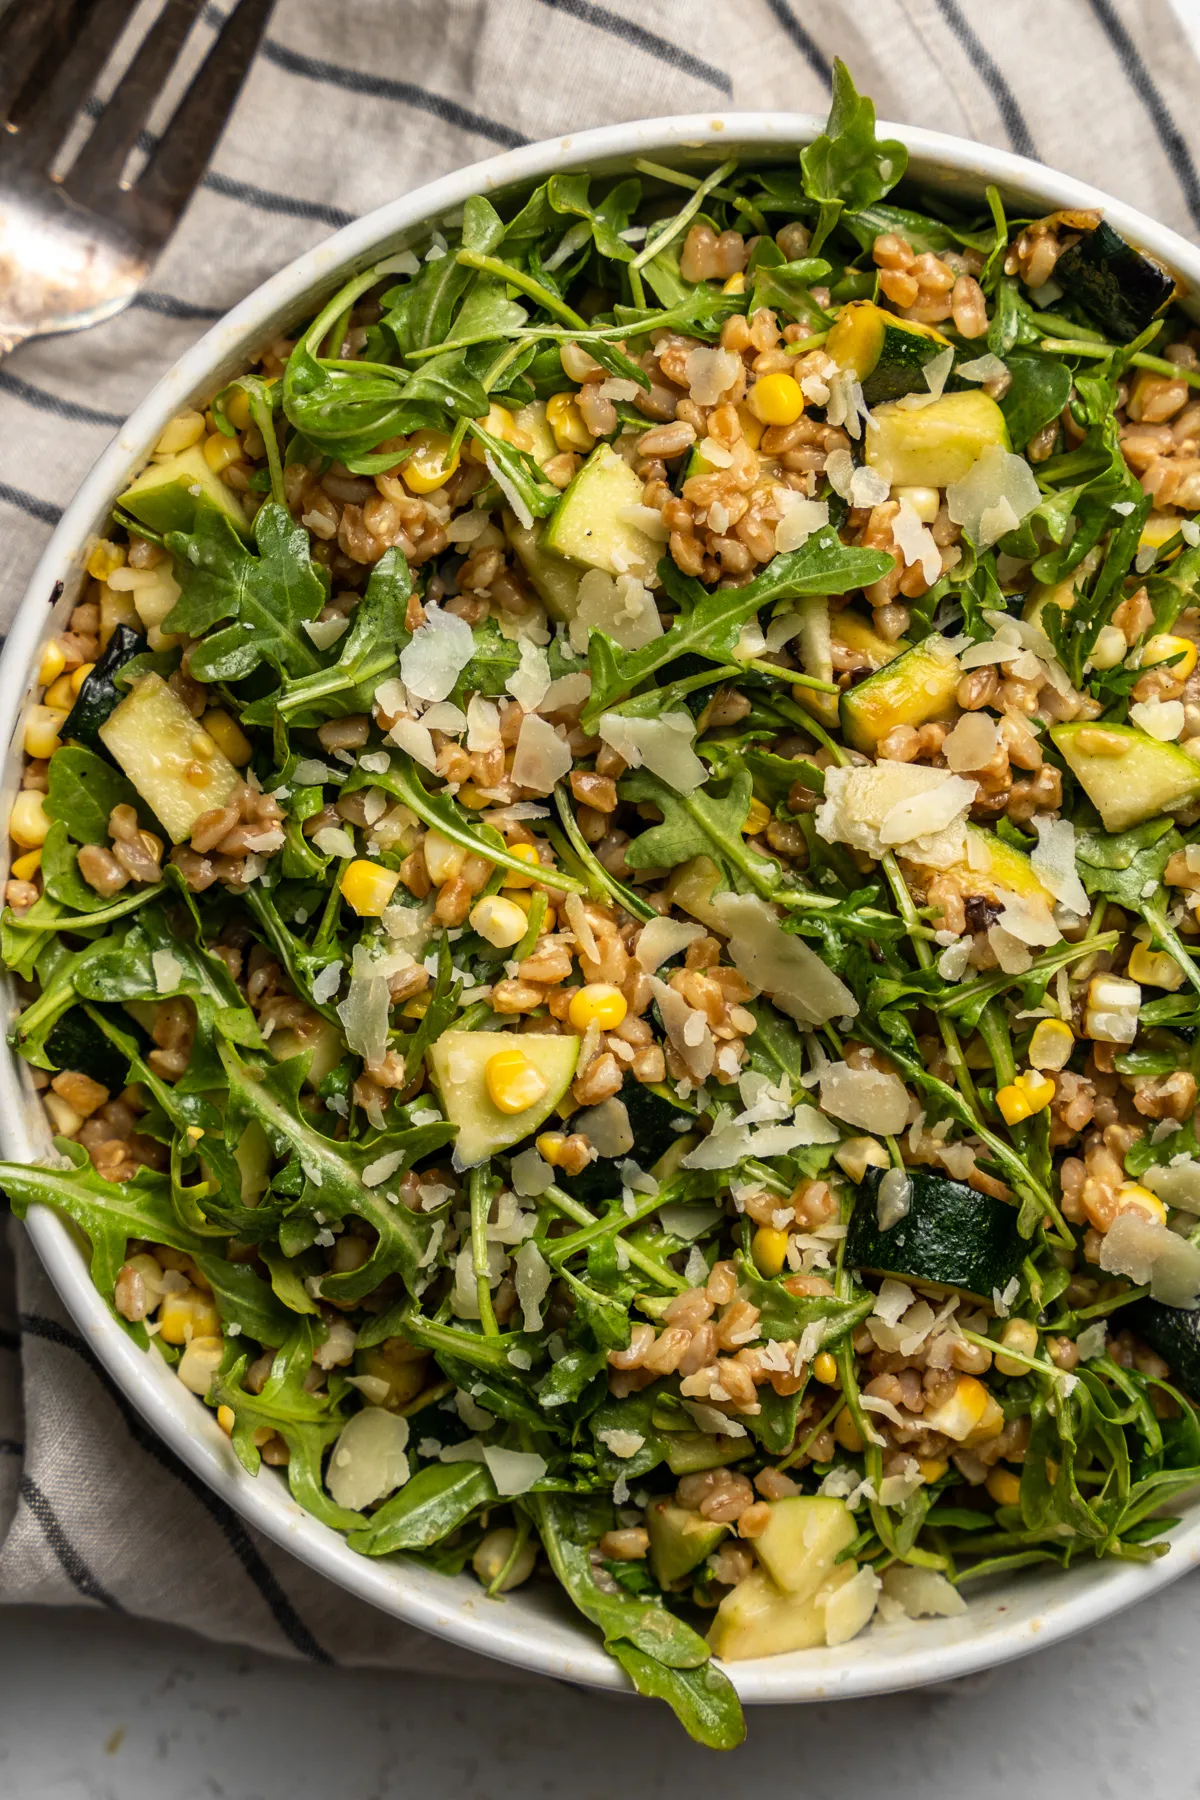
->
[399, 603, 475, 701]
[568, 570, 663, 654]
[511, 713, 572, 794]
[946, 445, 1041, 549]
[711, 890, 858, 1025]
[506, 639, 551, 712]
[819, 1063, 911, 1135]
[598, 710, 706, 794]
[816, 761, 973, 869]
[635, 915, 705, 972]
[1030, 814, 1089, 915]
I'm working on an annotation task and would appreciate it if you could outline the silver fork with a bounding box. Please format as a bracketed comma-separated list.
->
[0, 0, 274, 357]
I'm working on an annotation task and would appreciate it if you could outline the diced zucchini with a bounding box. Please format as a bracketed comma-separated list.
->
[1051, 721, 1200, 832]
[427, 1029, 579, 1168]
[831, 607, 908, 670]
[911, 826, 1053, 913]
[664, 855, 724, 931]
[542, 443, 658, 578]
[839, 634, 961, 752]
[754, 1496, 857, 1602]
[1126, 1297, 1200, 1401]
[504, 515, 584, 621]
[269, 1017, 345, 1087]
[117, 445, 250, 540]
[826, 300, 952, 405]
[793, 595, 838, 728]
[1055, 220, 1177, 343]
[663, 1431, 751, 1477]
[645, 1500, 727, 1587]
[865, 390, 1010, 489]
[845, 1168, 1025, 1302]
[707, 1565, 854, 1661]
[511, 400, 558, 468]
[62, 623, 144, 750]
[97, 672, 241, 843]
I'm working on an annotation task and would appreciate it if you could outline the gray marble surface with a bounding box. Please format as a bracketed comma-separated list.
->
[1, 1576, 1198, 1799]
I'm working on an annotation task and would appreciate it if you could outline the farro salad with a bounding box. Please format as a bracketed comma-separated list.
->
[8, 63, 1200, 1745]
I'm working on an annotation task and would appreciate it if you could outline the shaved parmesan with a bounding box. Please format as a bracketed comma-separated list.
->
[649, 976, 714, 1082]
[152, 949, 182, 993]
[568, 569, 663, 654]
[596, 1428, 646, 1459]
[711, 890, 858, 1025]
[1144, 1159, 1200, 1213]
[387, 716, 438, 771]
[574, 1097, 634, 1158]
[946, 445, 1040, 549]
[891, 498, 940, 586]
[880, 1564, 967, 1618]
[817, 762, 973, 869]
[993, 885, 1060, 948]
[635, 915, 705, 971]
[542, 672, 592, 713]
[988, 924, 1034, 974]
[326, 1408, 410, 1511]
[514, 1240, 552, 1331]
[466, 695, 501, 751]
[1030, 814, 1089, 915]
[482, 1446, 547, 1496]
[1099, 1208, 1200, 1307]
[943, 712, 1000, 772]
[304, 615, 350, 650]
[819, 1062, 911, 1135]
[1131, 698, 1186, 741]
[338, 942, 414, 1068]
[774, 495, 829, 554]
[399, 604, 475, 701]
[510, 1148, 555, 1197]
[506, 639, 552, 712]
[684, 346, 741, 405]
[598, 710, 706, 794]
[956, 354, 1008, 385]
[879, 770, 977, 848]
[511, 713, 572, 794]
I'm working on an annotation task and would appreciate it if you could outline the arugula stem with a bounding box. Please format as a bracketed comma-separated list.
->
[740, 658, 838, 693]
[882, 851, 981, 1116]
[512, 890, 547, 962]
[630, 159, 738, 272]
[784, 330, 831, 356]
[778, 1391, 846, 1471]
[470, 1166, 500, 1336]
[453, 252, 586, 329]
[4, 884, 165, 934]
[551, 785, 655, 920]
[541, 1185, 689, 1293]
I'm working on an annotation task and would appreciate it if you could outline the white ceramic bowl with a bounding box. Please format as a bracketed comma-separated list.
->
[5, 111, 1200, 1704]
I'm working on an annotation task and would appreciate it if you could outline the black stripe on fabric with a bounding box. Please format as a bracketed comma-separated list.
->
[0, 372, 125, 431]
[201, 170, 355, 229]
[932, 0, 1038, 160]
[0, 485, 62, 528]
[0, 1439, 24, 1454]
[1086, 0, 1200, 231]
[19, 1472, 123, 1609]
[130, 291, 226, 322]
[19, 1312, 332, 1664]
[0, 1325, 19, 1352]
[534, 0, 732, 95]
[761, 0, 832, 84]
[260, 40, 529, 149]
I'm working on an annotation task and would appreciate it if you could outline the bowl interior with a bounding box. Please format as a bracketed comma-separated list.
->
[6, 111, 1200, 1703]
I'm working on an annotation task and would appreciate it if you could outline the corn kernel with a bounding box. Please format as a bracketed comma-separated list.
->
[995, 1316, 1038, 1377]
[1089, 625, 1127, 671]
[44, 673, 75, 711]
[918, 1458, 949, 1484]
[721, 272, 747, 295]
[747, 372, 806, 427]
[158, 1288, 221, 1345]
[994, 1078, 1031, 1125]
[751, 1225, 790, 1278]
[568, 983, 628, 1032]
[225, 389, 253, 431]
[178, 1334, 225, 1396]
[23, 705, 66, 760]
[1116, 1183, 1168, 1225]
[546, 391, 593, 454]
[734, 401, 764, 450]
[1086, 973, 1140, 1045]
[1128, 939, 1185, 991]
[10, 790, 51, 849]
[155, 409, 206, 456]
[923, 1374, 996, 1442]
[1142, 632, 1199, 681]
[501, 840, 544, 889]
[996, 1070, 1055, 1126]
[11, 849, 41, 881]
[217, 1403, 236, 1435]
[485, 1047, 548, 1115]
[466, 403, 520, 463]
[535, 1131, 567, 1167]
[470, 894, 529, 949]
[423, 829, 466, 885]
[401, 429, 460, 493]
[813, 1351, 839, 1387]
[340, 859, 401, 917]
[1029, 1018, 1074, 1072]
[742, 797, 772, 837]
[833, 1135, 889, 1183]
[69, 662, 95, 697]
[42, 1092, 83, 1138]
[37, 640, 67, 688]
[985, 1467, 1022, 1508]
[894, 484, 940, 524]
[203, 432, 243, 473]
[86, 538, 126, 581]
[833, 1408, 864, 1453]
[201, 709, 252, 766]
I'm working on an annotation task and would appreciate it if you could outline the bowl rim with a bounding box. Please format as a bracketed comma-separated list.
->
[7, 106, 1200, 1704]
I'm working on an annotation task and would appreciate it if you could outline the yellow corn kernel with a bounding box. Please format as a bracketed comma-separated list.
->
[155, 409, 206, 456]
[1142, 633, 1199, 681]
[69, 662, 95, 696]
[568, 983, 628, 1032]
[470, 894, 529, 949]
[535, 1131, 567, 1167]
[924, 1374, 1003, 1443]
[485, 1047, 548, 1115]
[465, 403, 521, 463]
[918, 1458, 949, 1484]
[996, 1069, 1056, 1126]
[995, 1316, 1039, 1377]
[747, 371, 806, 427]
[893, 484, 940, 524]
[1089, 625, 1127, 671]
[501, 840, 544, 889]
[178, 1334, 225, 1396]
[732, 402, 763, 451]
[201, 709, 252, 767]
[833, 1135, 889, 1184]
[42, 1091, 83, 1137]
[158, 1288, 222, 1345]
[1128, 939, 1186, 991]
[23, 705, 67, 760]
[11, 848, 41, 881]
[423, 829, 466, 885]
[1116, 1182, 1168, 1225]
[86, 538, 126, 582]
[813, 1351, 839, 1387]
[546, 390, 593, 454]
[742, 797, 772, 837]
[995, 1088, 1032, 1126]
[1028, 1018, 1075, 1072]
[217, 1403, 236, 1435]
[225, 389, 253, 432]
[1086, 973, 1141, 1044]
[402, 429, 460, 493]
[44, 673, 75, 711]
[985, 1466, 1022, 1508]
[9, 790, 51, 849]
[721, 272, 747, 295]
[203, 432, 242, 473]
[751, 1225, 790, 1278]
[456, 783, 487, 810]
[340, 859, 401, 917]
[37, 640, 67, 688]
[833, 1408, 864, 1454]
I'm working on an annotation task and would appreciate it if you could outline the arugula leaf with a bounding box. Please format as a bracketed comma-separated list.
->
[163, 503, 327, 685]
[621, 766, 777, 894]
[43, 746, 140, 845]
[348, 1461, 497, 1555]
[735, 1257, 872, 1345]
[191, 1251, 297, 1346]
[1075, 819, 1200, 997]
[466, 420, 561, 519]
[263, 548, 411, 724]
[548, 172, 640, 263]
[1143, 538, 1200, 636]
[40, 821, 130, 914]
[610, 1645, 746, 1751]
[998, 352, 1073, 452]
[800, 60, 908, 254]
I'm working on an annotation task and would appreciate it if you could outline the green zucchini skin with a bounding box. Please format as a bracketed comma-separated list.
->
[559, 1074, 692, 1204]
[1055, 221, 1176, 343]
[43, 1007, 125, 1087]
[844, 1167, 1025, 1300]
[62, 625, 146, 750]
[1125, 1298, 1200, 1402]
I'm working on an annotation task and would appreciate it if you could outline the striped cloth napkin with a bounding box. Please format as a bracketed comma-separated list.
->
[2, 0, 1198, 1671]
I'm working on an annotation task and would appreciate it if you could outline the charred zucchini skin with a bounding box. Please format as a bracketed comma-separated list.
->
[826, 300, 951, 405]
[62, 624, 145, 750]
[1055, 221, 1176, 342]
[1125, 1298, 1200, 1402]
[845, 1168, 1025, 1301]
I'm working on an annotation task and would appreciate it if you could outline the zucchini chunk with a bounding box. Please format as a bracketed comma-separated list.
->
[97, 671, 241, 843]
[1055, 221, 1177, 343]
[826, 300, 952, 405]
[865, 390, 1010, 489]
[663, 1432, 752, 1477]
[831, 607, 909, 671]
[909, 826, 1053, 917]
[1051, 721, 1200, 833]
[504, 514, 584, 621]
[708, 1564, 854, 1660]
[117, 444, 250, 540]
[62, 624, 145, 751]
[845, 1168, 1024, 1302]
[754, 1496, 857, 1601]
[839, 634, 960, 753]
[542, 443, 659, 578]
[1125, 1297, 1200, 1402]
[645, 1500, 727, 1587]
[427, 1029, 579, 1168]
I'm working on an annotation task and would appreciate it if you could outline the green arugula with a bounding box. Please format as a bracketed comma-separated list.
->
[801, 60, 908, 255]
[43, 745, 141, 845]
